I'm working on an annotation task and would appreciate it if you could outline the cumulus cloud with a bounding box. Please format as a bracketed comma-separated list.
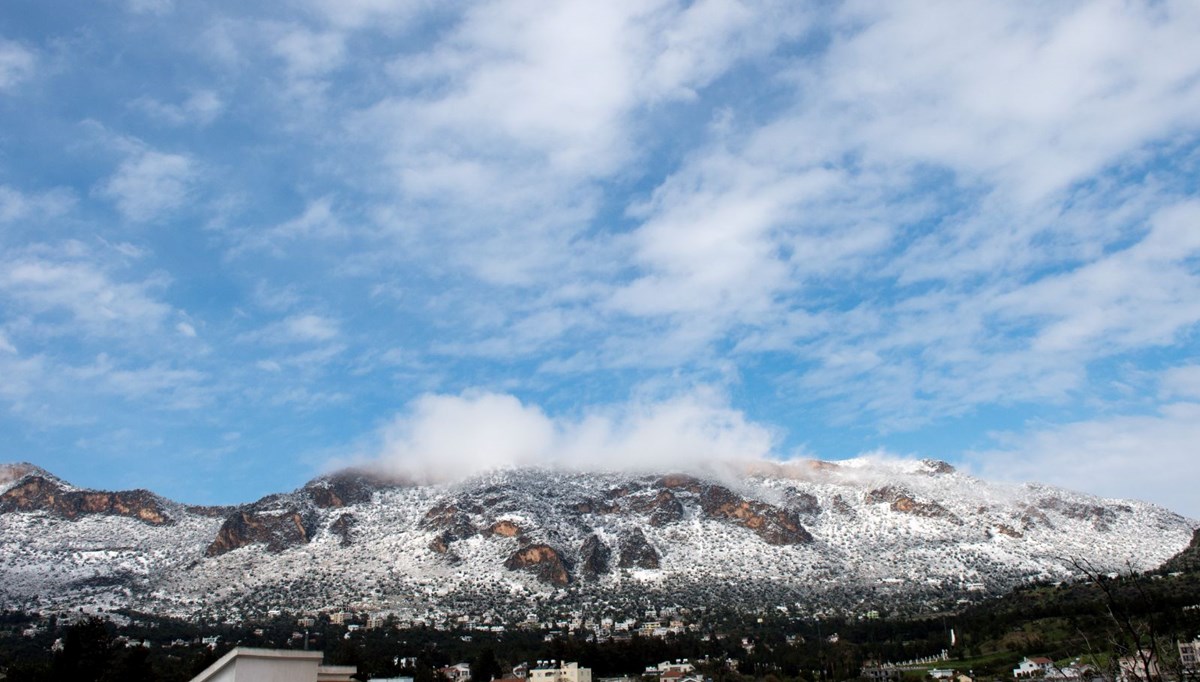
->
[967, 402, 1200, 519]
[368, 388, 777, 482]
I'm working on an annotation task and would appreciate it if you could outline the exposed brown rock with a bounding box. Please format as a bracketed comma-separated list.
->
[504, 544, 570, 586]
[786, 491, 821, 515]
[0, 476, 172, 525]
[699, 485, 813, 544]
[993, 524, 1023, 539]
[921, 459, 956, 475]
[487, 520, 522, 538]
[579, 534, 611, 579]
[656, 474, 704, 493]
[429, 530, 453, 554]
[618, 527, 660, 569]
[330, 513, 356, 547]
[866, 486, 962, 525]
[1019, 507, 1054, 530]
[0, 462, 42, 488]
[631, 489, 684, 526]
[206, 509, 316, 556]
[420, 499, 478, 547]
[1037, 497, 1119, 531]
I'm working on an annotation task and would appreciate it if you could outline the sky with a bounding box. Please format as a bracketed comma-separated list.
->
[1, 0, 1199, 517]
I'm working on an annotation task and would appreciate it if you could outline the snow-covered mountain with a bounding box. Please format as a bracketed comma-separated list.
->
[0, 458, 1193, 621]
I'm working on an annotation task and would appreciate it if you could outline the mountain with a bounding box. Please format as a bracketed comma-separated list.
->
[0, 458, 1193, 622]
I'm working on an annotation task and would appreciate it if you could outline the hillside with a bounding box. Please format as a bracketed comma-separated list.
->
[0, 458, 1194, 622]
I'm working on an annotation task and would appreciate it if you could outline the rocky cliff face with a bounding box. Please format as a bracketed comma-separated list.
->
[0, 474, 172, 525]
[505, 544, 571, 586]
[205, 508, 317, 556]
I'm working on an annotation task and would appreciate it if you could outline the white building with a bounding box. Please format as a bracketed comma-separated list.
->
[1013, 657, 1054, 678]
[189, 648, 356, 682]
[529, 661, 592, 682]
[439, 662, 472, 682]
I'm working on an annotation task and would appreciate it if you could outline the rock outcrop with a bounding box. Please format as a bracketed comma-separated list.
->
[0, 475, 172, 525]
[866, 486, 962, 525]
[504, 544, 570, 586]
[206, 508, 317, 556]
[330, 513, 357, 547]
[579, 534, 611, 579]
[698, 485, 813, 544]
[618, 528, 660, 569]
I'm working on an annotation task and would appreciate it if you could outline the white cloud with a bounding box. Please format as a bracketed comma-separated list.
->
[0, 331, 16, 354]
[283, 314, 339, 342]
[304, 0, 426, 30]
[70, 354, 210, 408]
[353, 0, 805, 285]
[370, 387, 776, 481]
[815, 0, 1200, 203]
[993, 201, 1200, 355]
[175, 321, 197, 337]
[0, 243, 173, 338]
[132, 90, 224, 126]
[968, 403, 1200, 519]
[126, 0, 173, 15]
[1160, 365, 1200, 401]
[271, 24, 345, 78]
[0, 40, 35, 91]
[0, 185, 75, 224]
[97, 149, 195, 223]
[227, 196, 346, 256]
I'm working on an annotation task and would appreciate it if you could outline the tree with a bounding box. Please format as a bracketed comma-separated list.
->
[471, 646, 501, 682]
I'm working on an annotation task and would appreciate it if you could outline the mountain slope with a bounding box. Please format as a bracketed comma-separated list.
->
[0, 458, 1193, 621]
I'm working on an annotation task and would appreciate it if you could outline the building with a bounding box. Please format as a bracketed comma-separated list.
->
[1014, 657, 1054, 678]
[1180, 638, 1200, 674]
[188, 648, 356, 682]
[529, 661, 592, 682]
[1117, 650, 1161, 682]
[439, 662, 472, 682]
[860, 663, 902, 682]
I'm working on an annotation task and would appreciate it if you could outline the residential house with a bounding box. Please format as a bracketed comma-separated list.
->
[439, 662, 472, 682]
[1014, 657, 1054, 678]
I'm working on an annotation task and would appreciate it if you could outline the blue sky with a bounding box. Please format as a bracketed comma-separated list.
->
[2, 0, 1199, 516]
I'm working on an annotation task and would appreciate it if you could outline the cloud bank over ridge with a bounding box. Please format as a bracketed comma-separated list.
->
[366, 388, 777, 483]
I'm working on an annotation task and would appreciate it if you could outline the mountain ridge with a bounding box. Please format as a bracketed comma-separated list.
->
[0, 458, 1193, 622]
